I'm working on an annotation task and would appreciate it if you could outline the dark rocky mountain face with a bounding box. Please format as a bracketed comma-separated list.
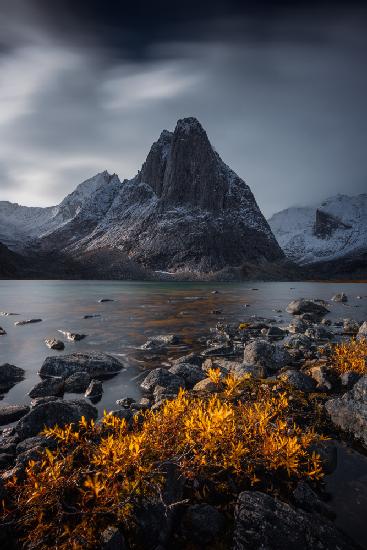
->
[2, 117, 286, 279]
[313, 209, 352, 239]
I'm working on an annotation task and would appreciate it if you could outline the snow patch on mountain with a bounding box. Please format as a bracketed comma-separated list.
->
[269, 194, 367, 264]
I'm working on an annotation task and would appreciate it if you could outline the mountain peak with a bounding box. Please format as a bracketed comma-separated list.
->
[174, 117, 205, 135]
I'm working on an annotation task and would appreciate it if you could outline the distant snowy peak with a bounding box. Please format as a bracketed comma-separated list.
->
[269, 193, 367, 264]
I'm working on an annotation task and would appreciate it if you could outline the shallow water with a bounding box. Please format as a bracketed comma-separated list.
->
[0, 280, 367, 547]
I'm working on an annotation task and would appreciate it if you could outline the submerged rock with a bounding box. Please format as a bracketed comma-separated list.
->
[286, 299, 329, 316]
[14, 319, 42, 326]
[0, 363, 25, 393]
[325, 375, 367, 449]
[44, 338, 64, 350]
[233, 491, 356, 550]
[141, 334, 180, 350]
[16, 399, 97, 440]
[0, 404, 30, 426]
[40, 352, 123, 379]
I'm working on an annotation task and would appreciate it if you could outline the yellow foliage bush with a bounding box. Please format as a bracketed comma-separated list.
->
[331, 337, 367, 374]
[3, 388, 323, 550]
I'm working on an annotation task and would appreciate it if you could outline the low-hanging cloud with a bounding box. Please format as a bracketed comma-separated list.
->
[0, 1, 366, 217]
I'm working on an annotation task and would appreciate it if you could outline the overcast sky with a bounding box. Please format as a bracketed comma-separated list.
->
[0, 0, 366, 217]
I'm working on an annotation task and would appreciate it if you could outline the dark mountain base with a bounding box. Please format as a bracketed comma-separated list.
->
[304, 251, 367, 281]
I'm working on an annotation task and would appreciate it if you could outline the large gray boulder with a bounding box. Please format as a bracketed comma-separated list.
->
[140, 368, 184, 393]
[325, 375, 367, 449]
[277, 370, 316, 392]
[243, 339, 290, 371]
[39, 352, 123, 379]
[168, 363, 206, 388]
[29, 377, 64, 398]
[16, 399, 97, 440]
[0, 404, 30, 426]
[286, 299, 329, 316]
[233, 491, 356, 550]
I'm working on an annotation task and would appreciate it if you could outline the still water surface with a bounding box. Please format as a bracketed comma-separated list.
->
[0, 280, 367, 546]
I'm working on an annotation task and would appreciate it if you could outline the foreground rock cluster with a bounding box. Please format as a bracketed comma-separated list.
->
[0, 296, 366, 549]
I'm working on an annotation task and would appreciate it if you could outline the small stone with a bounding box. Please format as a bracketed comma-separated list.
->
[308, 365, 332, 391]
[44, 338, 64, 350]
[331, 293, 348, 303]
[278, 370, 316, 392]
[193, 378, 218, 392]
[139, 397, 151, 408]
[85, 379, 103, 399]
[343, 319, 360, 335]
[58, 330, 86, 341]
[116, 397, 136, 408]
[357, 321, 367, 338]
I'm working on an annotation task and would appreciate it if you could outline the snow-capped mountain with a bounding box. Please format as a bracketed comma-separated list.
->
[0, 117, 284, 276]
[268, 194, 367, 265]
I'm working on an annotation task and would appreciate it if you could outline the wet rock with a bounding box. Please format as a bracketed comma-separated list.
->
[278, 370, 316, 392]
[201, 343, 234, 357]
[85, 379, 103, 399]
[0, 453, 14, 469]
[40, 352, 123, 379]
[308, 365, 333, 391]
[340, 371, 361, 388]
[116, 397, 136, 408]
[16, 435, 57, 457]
[321, 318, 332, 326]
[30, 396, 58, 408]
[193, 378, 218, 392]
[233, 491, 355, 550]
[300, 312, 325, 323]
[104, 409, 133, 422]
[64, 371, 91, 393]
[286, 299, 329, 316]
[83, 313, 101, 319]
[141, 334, 179, 350]
[357, 320, 367, 338]
[0, 363, 25, 392]
[98, 298, 114, 303]
[181, 504, 225, 545]
[244, 339, 290, 371]
[0, 428, 20, 454]
[331, 293, 348, 303]
[44, 337, 65, 350]
[325, 375, 367, 449]
[0, 327, 6, 336]
[16, 399, 97, 440]
[141, 368, 184, 393]
[29, 377, 64, 398]
[169, 363, 206, 388]
[14, 318, 42, 326]
[0, 404, 30, 426]
[58, 330, 86, 341]
[284, 334, 313, 351]
[343, 318, 360, 335]
[309, 440, 338, 475]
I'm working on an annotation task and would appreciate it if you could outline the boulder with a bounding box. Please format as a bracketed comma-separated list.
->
[286, 299, 329, 316]
[340, 371, 361, 388]
[232, 364, 267, 379]
[331, 293, 348, 303]
[0, 404, 30, 426]
[85, 379, 103, 399]
[357, 321, 367, 338]
[233, 491, 356, 550]
[16, 399, 97, 440]
[64, 371, 91, 393]
[140, 368, 184, 393]
[181, 504, 225, 545]
[40, 352, 123, 379]
[283, 334, 313, 351]
[44, 338, 64, 350]
[304, 326, 333, 341]
[325, 375, 367, 449]
[30, 396, 58, 408]
[168, 363, 206, 388]
[0, 363, 24, 392]
[116, 397, 136, 408]
[343, 319, 360, 335]
[244, 339, 290, 371]
[170, 353, 202, 368]
[266, 326, 286, 338]
[141, 334, 179, 351]
[288, 318, 308, 334]
[29, 377, 64, 398]
[0, 327, 6, 336]
[278, 370, 316, 392]
[308, 365, 333, 391]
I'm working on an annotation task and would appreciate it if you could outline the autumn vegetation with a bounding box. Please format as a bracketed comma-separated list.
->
[331, 337, 367, 374]
[2, 373, 325, 550]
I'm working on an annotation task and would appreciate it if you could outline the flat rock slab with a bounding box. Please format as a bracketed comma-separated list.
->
[14, 319, 42, 326]
[233, 491, 356, 550]
[39, 352, 124, 379]
[16, 399, 97, 440]
[0, 404, 30, 426]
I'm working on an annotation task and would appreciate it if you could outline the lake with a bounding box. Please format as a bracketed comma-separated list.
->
[0, 280, 367, 547]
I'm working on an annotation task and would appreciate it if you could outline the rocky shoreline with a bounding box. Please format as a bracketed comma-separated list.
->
[1, 295, 367, 549]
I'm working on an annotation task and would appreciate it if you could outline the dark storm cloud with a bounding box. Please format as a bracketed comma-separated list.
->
[0, 0, 366, 215]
